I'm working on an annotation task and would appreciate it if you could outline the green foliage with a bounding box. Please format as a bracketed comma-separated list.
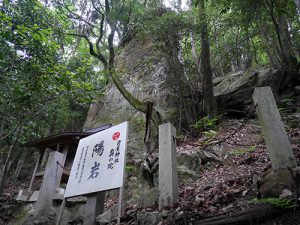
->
[131, 9, 196, 48]
[202, 130, 218, 139]
[14, 206, 30, 222]
[279, 96, 297, 106]
[0, 0, 104, 149]
[191, 116, 218, 130]
[230, 145, 256, 156]
[251, 198, 297, 209]
[198, 129, 218, 144]
[125, 164, 135, 173]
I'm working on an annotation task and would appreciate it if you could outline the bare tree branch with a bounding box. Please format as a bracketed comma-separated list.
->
[91, 0, 104, 16]
[96, 0, 105, 11]
[96, 15, 105, 55]
[105, 0, 110, 14]
[108, 25, 116, 68]
[60, 0, 98, 30]
[0, 121, 23, 142]
[67, 33, 108, 68]
[214, 31, 259, 68]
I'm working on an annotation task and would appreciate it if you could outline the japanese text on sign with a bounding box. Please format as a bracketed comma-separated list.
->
[64, 122, 128, 198]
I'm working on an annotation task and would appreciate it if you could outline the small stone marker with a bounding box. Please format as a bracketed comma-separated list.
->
[252, 86, 297, 170]
[83, 192, 106, 225]
[159, 123, 179, 210]
[35, 151, 64, 216]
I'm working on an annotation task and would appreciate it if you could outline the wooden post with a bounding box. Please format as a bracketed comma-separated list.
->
[117, 141, 127, 225]
[28, 150, 42, 192]
[56, 144, 69, 188]
[40, 148, 50, 170]
[56, 198, 66, 225]
[253, 86, 297, 170]
[117, 186, 124, 224]
[55, 145, 69, 225]
[159, 123, 179, 210]
[35, 151, 64, 216]
[83, 191, 106, 225]
[13, 147, 26, 182]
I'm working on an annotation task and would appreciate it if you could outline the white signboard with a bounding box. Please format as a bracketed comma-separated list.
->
[64, 122, 128, 198]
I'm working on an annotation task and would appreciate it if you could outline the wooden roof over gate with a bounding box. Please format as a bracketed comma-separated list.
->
[24, 124, 112, 149]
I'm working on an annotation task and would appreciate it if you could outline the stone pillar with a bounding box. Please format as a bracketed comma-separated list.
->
[84, 192, 106, 225]
[253, 86, 297, 170]
[159, 123, 179, 210]
[35, 151, 64, 216]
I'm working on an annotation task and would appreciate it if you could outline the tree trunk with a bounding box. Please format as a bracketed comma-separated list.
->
[199, 0, 217, 117]
[256, 21, 281, 66]
[242, 29, 253, 70]
[273, 9, 298, 89]
[0, 128, 21, 191]
[0, 163, 4, 192]
[278, 15, 295, 66]
[294, 0, 300, 15]
[0, 118, 4, 139]
[190, 32, 201, 76]
[267, 1, 296, 68]
[13, 154, 24, 181]
[234, 28, 241, 70]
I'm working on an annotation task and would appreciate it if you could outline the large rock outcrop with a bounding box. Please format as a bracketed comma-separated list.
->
[213, 65, 285, 115]
[84, 37, 185, 155]
[83, 36, 188, 205]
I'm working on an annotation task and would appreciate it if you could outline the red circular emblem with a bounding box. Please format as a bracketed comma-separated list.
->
[112, 132, 120, 140]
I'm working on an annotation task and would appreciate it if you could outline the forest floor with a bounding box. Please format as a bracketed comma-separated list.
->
[120, 93, 300, 225]
[0, 93, 300, 225]
[0, 177, 31, 224]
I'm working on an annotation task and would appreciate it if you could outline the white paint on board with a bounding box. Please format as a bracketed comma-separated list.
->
[64, 122, 128, 198]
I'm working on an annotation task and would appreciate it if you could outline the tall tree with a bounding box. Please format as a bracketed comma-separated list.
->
[197, 0, 217, 117]
[55, 0, 162, 126]
[0, 0, 101, 190]
[294, 0, 300, 14]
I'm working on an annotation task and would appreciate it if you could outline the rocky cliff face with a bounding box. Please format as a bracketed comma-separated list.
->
[84, 37, 184, 157]
[83, 36, 188, 206]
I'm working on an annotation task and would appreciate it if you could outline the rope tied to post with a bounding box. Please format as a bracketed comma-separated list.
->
[56, 160, 71, 171]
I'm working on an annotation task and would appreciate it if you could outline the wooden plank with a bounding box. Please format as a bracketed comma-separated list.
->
[56, 144, 69, 188]
[56, 198, 66, 225]
[195, 205, 283, 225]
[117, 187, 124, 224]
[40, 148, 50, 170]
[252, 86, 297, 170]
[117, 136, 127, 225]
[13, 148, 27, 182]
[35, 151, 64, 216]
[159, 123, 179, 210]
[28, 151, 42, 192]
[83, 192, 106, 225]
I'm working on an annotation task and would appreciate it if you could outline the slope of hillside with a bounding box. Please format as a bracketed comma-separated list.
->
[117, 92, 300, 225]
